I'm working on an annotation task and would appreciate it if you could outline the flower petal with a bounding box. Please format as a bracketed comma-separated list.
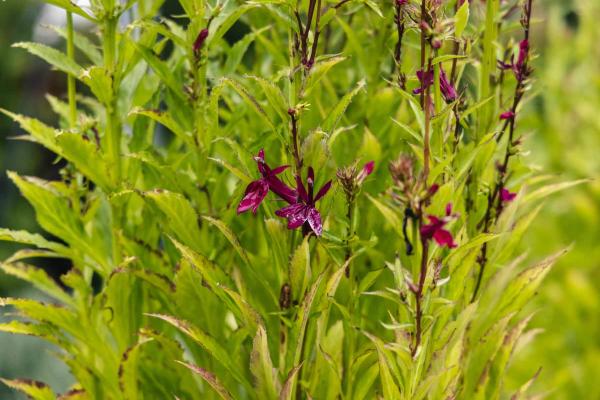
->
[500, 188, 517, 202]
[275, 203, 305, 218]
[270, 165, 290, 175]
[356, 161, 374, 183]
[237, 179, 269, 214]
[307, 207, 323, 236]
[287, 206, 309, 229]
[296, 174, 309, 203]
[268, 176, 298, 204]
[314, 180, 332, 202]
[433, 228, 457, 248]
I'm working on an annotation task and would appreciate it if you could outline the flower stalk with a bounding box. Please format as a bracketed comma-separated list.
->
[66, 11, 76, 128]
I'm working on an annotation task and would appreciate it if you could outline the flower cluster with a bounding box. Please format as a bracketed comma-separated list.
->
[413, 67, 457, 103]
[237, 150, 331, 236]
[420, 203, 458, 248]
[498, 39, 530, 82]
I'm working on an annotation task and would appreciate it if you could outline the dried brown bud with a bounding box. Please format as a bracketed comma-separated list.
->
[389, 154, 414, 188]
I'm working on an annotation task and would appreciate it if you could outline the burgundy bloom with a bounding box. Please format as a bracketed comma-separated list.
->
[439, 69, 457, 102]
[500, 188, 517, 202]
[500, 110, 515, 120]
[497, 39, 529, 81]
[237, 150, 297, 214]
[413, 68, 457, 103]
[420, 202, 457, 248]
[275, 167, 332, 236]
[413, 69, 434, 96]
[193, 28, 209, 54]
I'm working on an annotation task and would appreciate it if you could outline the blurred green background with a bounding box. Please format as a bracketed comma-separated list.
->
[0, 0, 598, 398]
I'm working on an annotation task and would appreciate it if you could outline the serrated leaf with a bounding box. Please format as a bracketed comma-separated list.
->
[176, 361, 234, 400]
[250, 325, 279, 399]
[0, 378, 56, 400]
[147, 314, 252, 392]
[13, 42, 82, 77]
[322, 79, 365, 133]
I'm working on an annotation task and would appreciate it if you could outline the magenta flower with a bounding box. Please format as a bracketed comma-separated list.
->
[500, 110, 515, 120]
[420, 203, 457, 248]
[356, 161, 375, 184]
[275, 167, 332, 236]
[500, 188, 517, 202]
[497, 39, 530, 81]
[193, 29, 209, 54]
[413, 68, 457, 103]
[237, 150, 297, 214]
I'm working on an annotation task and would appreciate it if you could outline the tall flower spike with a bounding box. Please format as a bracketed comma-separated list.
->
[237, 149, 297, 214]
[275, 167, 332, 236]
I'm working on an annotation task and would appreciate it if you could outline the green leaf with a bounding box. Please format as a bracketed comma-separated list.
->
[250, 325, 279, 400]
[145, 190, 203, 253]
[147, 314, 252, 392]
[46, 25, 102, 65]
[455, 0, 470, 37]
[176, 361, 234, 400]
[80, 66, 113, 105]
[289, 237, 311, 301]
[133, 43, 185, 101]
[322, 79, 366, 133]
[0, 378, 56, 400]
[42, 0, 95, 21]
[207, 5, 258, 47]
[12, 42, 82, 77]
[0, 263, 74, 307]
[129, 107, 193, 145]
[366, 194, 401, 235]
[303, 56, 346, 95]
[56, 132, 112, 190]
[279, 363, 303, 400]
[246, 75, 289, 122]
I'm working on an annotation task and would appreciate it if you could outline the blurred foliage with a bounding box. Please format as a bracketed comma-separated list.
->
[507, 0, 600, 398]
[0, 0, 597, 399]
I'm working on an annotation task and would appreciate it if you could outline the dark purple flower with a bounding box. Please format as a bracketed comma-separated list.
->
[193, 29, 209, 54]
[500, 188, 517, 202]
[413, 69, 434, 96]
[275, 167, 331, 236]
[420, 202, 457, 248]
[500, 110, 515, 120]
[413, 68, 457, 103]
[497, 39, 529, 81]
[237, 150, 297, 214]
[439, 69, 457, 102]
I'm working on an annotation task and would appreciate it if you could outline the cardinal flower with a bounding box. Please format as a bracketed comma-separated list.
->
[193, 28, 209, 54]
[413, 68, 457, 103]
[237, 149, 297, 214]
[420, 203, 457, 248]
[500, 188, 517, 202]
[275, 167, 332, 236]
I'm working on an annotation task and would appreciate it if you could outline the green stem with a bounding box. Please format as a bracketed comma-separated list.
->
[66, 12, 77, 128]
[103, 17, 121, 184]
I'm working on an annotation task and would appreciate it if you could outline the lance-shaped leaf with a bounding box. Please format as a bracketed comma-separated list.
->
[0, 378, 56, 400]
[279, 363, 303, 400]
[1, 263, 74, 307]
[146, 314, 253, 392]
[176, 361, 234, 400]
[250, 325, 279, 399]
[13, 42, 83, 77]
[322, 79, 366, 134]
